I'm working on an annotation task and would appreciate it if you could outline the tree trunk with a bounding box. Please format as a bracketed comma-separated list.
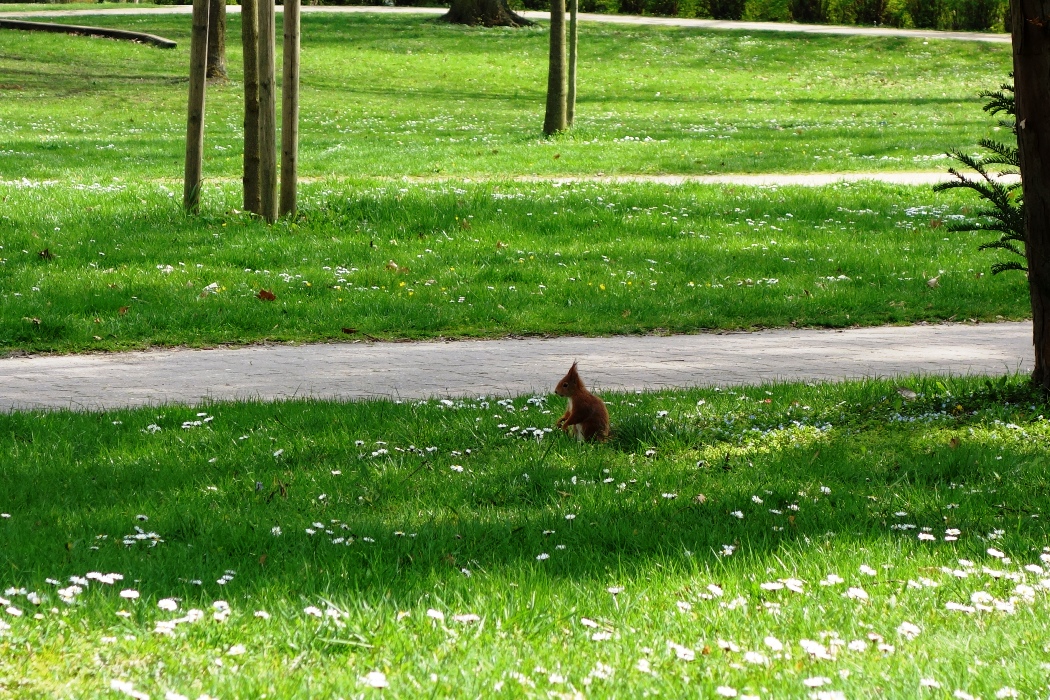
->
[184, 0, 210, 214]
[439, 0, 533, 27]
[567, 0, 578, 128]
[280, 0, 300, 219]
[258, 0, 278, 223]
[543, 0, 567, 136]
[206, 0, 227, 81]
[1011, 0, 1050, 389]
[241, 0, 261, 215]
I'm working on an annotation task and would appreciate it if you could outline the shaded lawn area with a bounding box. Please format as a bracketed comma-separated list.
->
[0, 12, 1012, 181]
[1, 375, 1049, 697]
[0, 180, 1030, 353]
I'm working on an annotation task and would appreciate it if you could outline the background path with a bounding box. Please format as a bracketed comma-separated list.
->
[0, 322, 1031, 412]
[465, 173, 1017, 186]
[0, 5, 1010, 44]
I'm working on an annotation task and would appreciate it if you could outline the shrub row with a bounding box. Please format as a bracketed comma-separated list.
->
[16, 0, 1008, 32]
[557, 0, 1008, 31]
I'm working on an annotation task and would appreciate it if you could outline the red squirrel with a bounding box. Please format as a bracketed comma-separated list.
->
[555, 362, 610, 442]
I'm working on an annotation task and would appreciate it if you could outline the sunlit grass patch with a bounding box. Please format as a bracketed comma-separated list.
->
[0, 12, 1012, 181]
[0, 179, 1029, 353]
[1, 375, 1048, 697]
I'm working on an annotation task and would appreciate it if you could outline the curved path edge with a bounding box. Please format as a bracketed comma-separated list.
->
[0, 5, 1010, 44]
[0, 322, 1032, 413]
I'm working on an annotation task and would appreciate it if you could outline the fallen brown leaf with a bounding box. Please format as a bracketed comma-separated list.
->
[341, 327, 358, 335]
[118, 306, 129, 316]
[257, 289, 276, 301]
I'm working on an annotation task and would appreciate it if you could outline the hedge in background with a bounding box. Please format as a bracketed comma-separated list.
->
[10, 0, 1007, 31]
[732, 0, 1004, 29]
[505, 0, 1002, 29]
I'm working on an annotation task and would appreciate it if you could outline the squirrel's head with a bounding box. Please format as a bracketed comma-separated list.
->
[555, 361, 583, 397]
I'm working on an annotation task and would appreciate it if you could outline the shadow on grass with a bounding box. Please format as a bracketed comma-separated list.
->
[0, 375, 1046, 605]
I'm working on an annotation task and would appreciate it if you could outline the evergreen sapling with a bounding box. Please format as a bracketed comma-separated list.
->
[934, 79, 1026, 276]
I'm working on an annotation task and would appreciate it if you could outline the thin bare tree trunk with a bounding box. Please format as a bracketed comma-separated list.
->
[567, 0, 578, 128]
[183, 0, 210, 213]
[206, 0, 227, 81]
[258, 0, 278, 223]
[280, 0, 300, 219]
[543, 0, 567, 136]
[1011, 0, 1050, 390]
[241, 0, 261, 215]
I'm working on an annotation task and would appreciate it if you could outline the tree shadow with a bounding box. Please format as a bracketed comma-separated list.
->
[0, 376, 1046, 606]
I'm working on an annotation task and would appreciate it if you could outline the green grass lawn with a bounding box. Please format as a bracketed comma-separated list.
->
[0, 179, 1030, 353]
[0, 12, 1012, 181]
[1, 375, 1048, 697]
[3, 10, 1045, 699]
[0, 11, 1028, 352]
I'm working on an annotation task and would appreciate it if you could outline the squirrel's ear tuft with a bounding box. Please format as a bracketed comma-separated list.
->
[571, 361, 579, 371]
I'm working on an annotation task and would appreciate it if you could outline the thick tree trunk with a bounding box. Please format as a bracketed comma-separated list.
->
[184, 0, 210, 213]
[543, 0, 567, 136]
[206, 0, 227, 81]
[241, 0, 261, 215]
[567, 0, 578, 127]
[439, 0, 533, 27]
[1011, 0, 1050, 389]
[258, 0, 278, 223]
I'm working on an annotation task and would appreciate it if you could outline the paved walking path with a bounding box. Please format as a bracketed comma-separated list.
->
[0, 5, 1010, 44]
[0, 323, 1031, 413]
